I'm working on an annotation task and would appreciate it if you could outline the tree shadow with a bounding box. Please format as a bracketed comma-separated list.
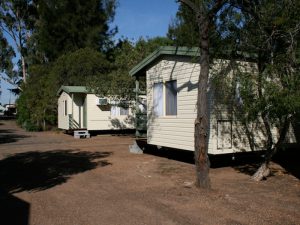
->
[0, 150, 112, 193]
[0, 189, 30, 225]
[232, 148, 300, 179]
[0, 129, 29, 144]
[272, 147, 300, 179]
[139, 140, 195, 164]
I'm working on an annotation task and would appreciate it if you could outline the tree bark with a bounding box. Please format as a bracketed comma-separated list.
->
[252, 116, 290, 181]
[21, 55, 26, 83]
[179, 0, 226, 189]
[194, 17, 211, 188]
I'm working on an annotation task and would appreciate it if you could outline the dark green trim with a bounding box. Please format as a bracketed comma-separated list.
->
[129, 46, 200, 77]
[57, 86, 90, 96]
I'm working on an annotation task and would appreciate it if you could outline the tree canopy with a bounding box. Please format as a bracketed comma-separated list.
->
[33, 0, 117, 62]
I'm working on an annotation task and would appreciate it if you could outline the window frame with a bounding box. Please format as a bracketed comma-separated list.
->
[152, 80, 178, 117]
[110, 100, 130, 117]
[165, 80, 177, 116]
[64, 100, 67, 116]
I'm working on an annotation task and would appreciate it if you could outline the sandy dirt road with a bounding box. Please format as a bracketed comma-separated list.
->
[0, 120, 299, 225]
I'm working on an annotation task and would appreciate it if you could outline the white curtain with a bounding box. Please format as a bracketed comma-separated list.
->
[111, 106, 128, 116]
[153, 82, 163, 116]
[111, 106, 120, 116]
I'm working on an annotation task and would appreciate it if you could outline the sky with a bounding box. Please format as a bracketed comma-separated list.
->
[0, 0, 179, 105]
[112, 0, 179, 41]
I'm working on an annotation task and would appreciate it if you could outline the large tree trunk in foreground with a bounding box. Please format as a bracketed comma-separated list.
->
[179, 0, 226, 189]
[194, 18, 211, 188]
[252, 117, 290, 181]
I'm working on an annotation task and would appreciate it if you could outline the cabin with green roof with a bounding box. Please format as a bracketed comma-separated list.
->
[57, 86, 135, 132]
[130, 46, 297, 154]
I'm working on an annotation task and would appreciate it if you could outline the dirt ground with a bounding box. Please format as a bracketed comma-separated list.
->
[0, 120, 299, 225]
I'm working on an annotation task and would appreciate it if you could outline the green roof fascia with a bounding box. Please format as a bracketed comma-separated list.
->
[129, 46, 200, 77]
[57, 86, 90, 96]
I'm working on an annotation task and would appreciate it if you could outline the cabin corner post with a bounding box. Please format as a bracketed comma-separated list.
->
[72, 93, 74, 118]
[135, 77, 140, 137]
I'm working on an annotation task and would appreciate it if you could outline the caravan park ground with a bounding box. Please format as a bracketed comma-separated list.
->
[0, 120, 299, 225]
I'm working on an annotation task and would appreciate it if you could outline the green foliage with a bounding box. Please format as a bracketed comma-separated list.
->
[0, 31, 14, 74]
[90, 37, 174, 98]
[13, 0, 117, 130]
[167, 1, 243, 56]
[17, 47, 112, 130]
[51, 48, 111, 86]
[239, 0, 299, 121]
[17, 64, 57, 131]
[211, 0, 300, 153]
[0, 0, 36, 83]
[34, 0, 116, 61]
[167, 3, 199, 46]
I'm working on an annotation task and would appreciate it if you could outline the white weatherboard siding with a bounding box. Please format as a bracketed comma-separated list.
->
[147, 56, 202, 151]
[146, 55, 291, 154]
[86, 94, 134, 131]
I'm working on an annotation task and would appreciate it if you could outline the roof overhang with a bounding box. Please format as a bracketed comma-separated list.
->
[57, 86, 89, 96]
[129, 46, 200, 78]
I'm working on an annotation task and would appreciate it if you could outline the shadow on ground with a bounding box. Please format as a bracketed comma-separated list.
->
[0, 129, 29, 144]
[0, 150, 112, 193]
[139, 140, 194, 164]
[233, 147, 300, 179]
[139, 140, 300, 180]
[0, 189, 30, 225]
[272, 147, 300, 179]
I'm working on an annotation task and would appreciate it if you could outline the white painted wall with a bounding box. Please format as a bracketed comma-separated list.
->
[85, 94, 135, 131]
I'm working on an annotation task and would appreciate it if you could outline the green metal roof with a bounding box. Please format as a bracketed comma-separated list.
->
[129, 46, 200, 77]
[57, 86, 89, 96]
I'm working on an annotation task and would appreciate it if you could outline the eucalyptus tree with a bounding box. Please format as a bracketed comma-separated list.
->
[171, 0, 299, 185]
[0, 0, 36, 84]
[176, 0, 229, 189]
[0, 30, 14, 77]
[231, 0, 300, 181]
[33, 0, 117, 62]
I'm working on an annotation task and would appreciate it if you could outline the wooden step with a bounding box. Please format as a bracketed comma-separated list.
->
[74, 130, 90, 139]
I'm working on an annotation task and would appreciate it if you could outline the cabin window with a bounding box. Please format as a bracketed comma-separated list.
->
[111, 106, 129, 116]
[153, 81, 177, 116]
[165, 80, 177, 115]
[64, 100, 67, 116]
[153, 82, 163, 116]
[120, 107, 129, 115]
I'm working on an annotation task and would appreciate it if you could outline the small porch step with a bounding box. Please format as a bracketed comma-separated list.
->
[74, 130, 90, 139]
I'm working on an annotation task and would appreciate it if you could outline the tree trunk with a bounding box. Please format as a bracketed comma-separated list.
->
[21, 55, 26, 83]
[194, 17, 211, 189]
[252, 116, 290, 181]
[252, 162, 271, 181]
[179, 0, 226, 189]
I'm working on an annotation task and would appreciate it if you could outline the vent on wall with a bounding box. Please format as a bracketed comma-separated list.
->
[97, 98, 108, 105]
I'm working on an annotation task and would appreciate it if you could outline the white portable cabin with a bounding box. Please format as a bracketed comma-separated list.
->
[130, 46, 297, 155]
[57, 86, 135, 131]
